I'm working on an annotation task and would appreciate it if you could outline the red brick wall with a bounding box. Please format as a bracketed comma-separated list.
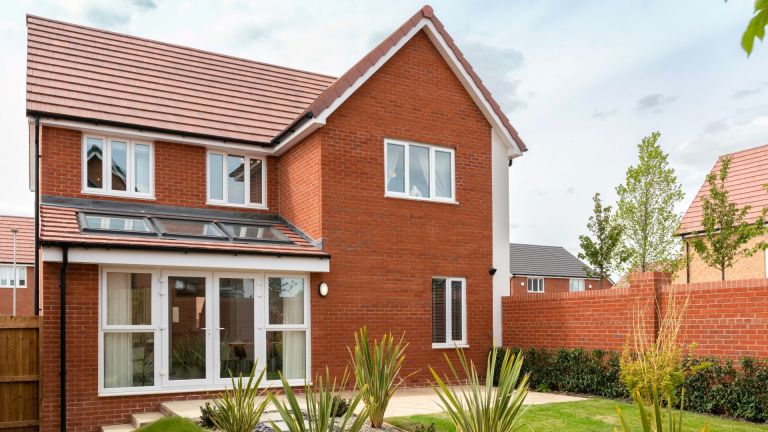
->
[509, 276, 611, 296]
[40, 126, 280, 215]
[278, 133, 323, 240]
[0, 266, 35, 315]
[309, 29, 494, 384]
[503, 272, 768, 359]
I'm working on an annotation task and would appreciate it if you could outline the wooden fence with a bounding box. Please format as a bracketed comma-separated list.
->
[0, 316, 41, 432]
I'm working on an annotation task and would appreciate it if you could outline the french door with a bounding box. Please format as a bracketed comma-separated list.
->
[160, 271, 265, 388]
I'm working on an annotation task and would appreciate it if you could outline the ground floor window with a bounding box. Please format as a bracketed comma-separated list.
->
[527, 277, 544, 293]
[432, 277, 466, 348]
[99, 268, 309, 395]
[0, 265, 26, 288]
[569, 278, 585, 292]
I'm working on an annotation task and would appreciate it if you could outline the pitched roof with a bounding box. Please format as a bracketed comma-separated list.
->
[26, 5, 526, 152]
[509, 243, 593, 278]
[678, 143, 768, 235]
[39, 198, 327, 257]
[0, 216, 35, 264]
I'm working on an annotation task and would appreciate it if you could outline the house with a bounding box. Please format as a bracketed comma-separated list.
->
[677, 144, 768, 283]
[26, 6, 527, 431]
[0, 216, 35, 315]
[509, 243, 613, 295]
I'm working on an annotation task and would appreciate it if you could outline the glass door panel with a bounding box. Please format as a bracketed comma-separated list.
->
[217, 277, 256, 379]
[167, 275, 208, 382]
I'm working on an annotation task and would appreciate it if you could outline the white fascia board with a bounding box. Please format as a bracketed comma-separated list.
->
[491, 129, 510, 346]
[42, 246, 330, 273]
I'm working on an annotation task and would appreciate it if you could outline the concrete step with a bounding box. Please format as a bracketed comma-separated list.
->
[100, 424, 135, 432]
[130, 411, 165, 429]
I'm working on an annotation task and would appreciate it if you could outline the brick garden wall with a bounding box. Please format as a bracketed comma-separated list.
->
[503, 272, 768, 359]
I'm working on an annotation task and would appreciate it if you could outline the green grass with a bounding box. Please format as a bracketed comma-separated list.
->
[386, 398, 768, 432]
[136, 417, 206, 432]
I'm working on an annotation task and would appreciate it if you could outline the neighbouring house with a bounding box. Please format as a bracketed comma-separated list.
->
[509, 243, 613, 295]
[0, 215, 35, 315]
[676, 144, 768, 283]
[26, 6, 527, 431]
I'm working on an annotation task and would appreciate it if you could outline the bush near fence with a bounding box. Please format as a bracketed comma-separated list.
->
[495, 347, 768, 423]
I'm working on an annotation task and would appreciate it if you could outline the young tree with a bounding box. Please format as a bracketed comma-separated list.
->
[579, 193, 629, 289]
[616, 132, 685, 273]
[692, 156, 766, 280]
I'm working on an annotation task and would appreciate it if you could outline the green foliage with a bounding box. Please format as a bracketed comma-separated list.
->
[691, 156, 766, 281]
[349, 326, 411, 428]
[615, 132, 685, 274]
[137, 417, 206, 432]
[414, 423, 438, 432]
[579, 193, 629, 288]
[431, 347, 529, 432]
[269, 367, 368, 432]
[199, 401, 219, 429]
[495, 348, 628, 399]
[742, 0, 768, 56]
[210, 365, 269, 432]
[615, 387, 709, 432]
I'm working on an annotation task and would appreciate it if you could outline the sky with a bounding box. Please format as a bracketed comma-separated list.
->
[1, 0, 767, 257]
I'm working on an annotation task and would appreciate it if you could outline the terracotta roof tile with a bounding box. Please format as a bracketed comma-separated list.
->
[678, 144, 768, 234]
[40, 204, 327, 257]
[0, 216, 35, 264]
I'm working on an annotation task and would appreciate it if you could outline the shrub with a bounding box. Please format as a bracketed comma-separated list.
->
[199, 402, 219, 429]
[331, 395, 350, 418]
[413, 423, 437, 432]
[210, 365, 269, 432]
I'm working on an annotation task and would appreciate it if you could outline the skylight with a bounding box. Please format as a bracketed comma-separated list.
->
[82, 214, 152, 233]
[219, 222, 290, 243]
[153, 218, 226, 238]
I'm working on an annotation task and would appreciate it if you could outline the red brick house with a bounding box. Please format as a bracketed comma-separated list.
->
[0, 216, 35, 315]
[509, 243, 613, 295]
[25, 6, 527, 431]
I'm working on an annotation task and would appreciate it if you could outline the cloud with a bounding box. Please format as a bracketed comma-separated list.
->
[86, 6, 131, 28]
[636, 93, 676, 113]
[592, 108, 618, 119]
[565, 187, 575, 195]
[131, 0, 157, 11]
[732, 87, 762, 99]
[460, 42, 525, 112]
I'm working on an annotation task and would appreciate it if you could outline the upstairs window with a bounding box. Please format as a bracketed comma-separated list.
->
[527, 277, 544, 293]
[207, 151, 266, 208]
[83, 136, 154, 198]
[569, 278, 585, 292]
[385, 139, 455, 202]
[0, 266, 26, 288]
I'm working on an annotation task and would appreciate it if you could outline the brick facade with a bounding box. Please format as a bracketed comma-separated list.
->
[503, 272, 768, 358]
[675, 236, 767, 283]
[0, 266, 35, 315]
[509, 275, 611, 296]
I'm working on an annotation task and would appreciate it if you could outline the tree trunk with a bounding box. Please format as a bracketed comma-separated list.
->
[721, 267, 726, 281]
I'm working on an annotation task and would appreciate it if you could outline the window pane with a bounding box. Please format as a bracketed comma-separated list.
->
[17, 268, 26, 287]
[168, 276, 207, 381]
[104, 332, 154, 388]
[86, 137, 104, 189]
[82, 214, 152, 233]
[432, 278, 446, 344]
[106, 272, 152, 326]
[134, 144, 151, 194]
[435, 150, 452, 198]
[155, 218, 224, 238]
[268, 277, 304, 325]
[0, 267, 8, 286]
[249, 159, 263, 205]
[220, 223, 290, 243]
[451, 280, 463, 341]
[409, 145, 430, 198]
[266, 331, 306, 380]
[208, 153, 224, 201]
[227, 155, 246, 204]
[219, 278, 255, 378]
[110, 140, 128, 192]
[386, 143, 405, 193]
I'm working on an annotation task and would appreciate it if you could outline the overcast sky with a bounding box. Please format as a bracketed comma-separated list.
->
[1, 0, 767, 257]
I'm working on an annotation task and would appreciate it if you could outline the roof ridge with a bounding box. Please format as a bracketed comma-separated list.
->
[26, 14, 338, 81]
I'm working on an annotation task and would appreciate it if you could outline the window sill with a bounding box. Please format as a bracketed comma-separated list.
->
[527, 291, 545, 294]
[384, 194, 458, 205]
[82, 190, 156, 201]
[98, 378, 308, 397]
[206, 201, 269, 211]
[432, 343, 470, 350]
[0, 286, 27, 289]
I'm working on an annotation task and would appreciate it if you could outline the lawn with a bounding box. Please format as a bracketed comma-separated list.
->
[386, 398, 768, 432]
[136, 417, 206, 432]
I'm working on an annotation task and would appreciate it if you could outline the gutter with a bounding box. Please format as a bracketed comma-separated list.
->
[271, 111, 314, 145]
[34, 115, 40, 315]
[59, 246, 69, 432]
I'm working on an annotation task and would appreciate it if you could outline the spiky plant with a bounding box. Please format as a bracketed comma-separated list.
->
[210, 364, 269, 432]
[430, 348, 529, 432]
[349, 326, 412, 428]
[269, 367, 368, 432]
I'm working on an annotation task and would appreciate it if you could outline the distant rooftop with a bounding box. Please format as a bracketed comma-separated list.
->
[509, 243, 593, 278]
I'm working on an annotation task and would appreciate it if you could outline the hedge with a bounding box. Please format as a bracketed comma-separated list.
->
[495, 347, 768, 423]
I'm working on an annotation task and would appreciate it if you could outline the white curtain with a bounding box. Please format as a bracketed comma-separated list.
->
[282, 279, 306, 379]
[409, 146, 430, 197]
[105, 273, 133, 388]
[434, 151, 451, 198]
[386, 144, 404, 193]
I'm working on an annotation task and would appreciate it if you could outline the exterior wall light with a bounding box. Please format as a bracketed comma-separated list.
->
[488, 267, 497, 276]
[318, 282, 329, 297]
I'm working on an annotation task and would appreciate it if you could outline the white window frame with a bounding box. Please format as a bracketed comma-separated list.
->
[0, 265, 27, 288]
[384, 139, 456, 203]
[432, 277, 468, 349]
[206, 151, 268, 209]
[569, 278, 585, 292]
[82, 135, 155, 199]
[527, 277, 544, 293]
[264, 273, 311, 385]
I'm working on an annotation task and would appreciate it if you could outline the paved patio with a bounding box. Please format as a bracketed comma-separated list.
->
[160, 387, 586, 419]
